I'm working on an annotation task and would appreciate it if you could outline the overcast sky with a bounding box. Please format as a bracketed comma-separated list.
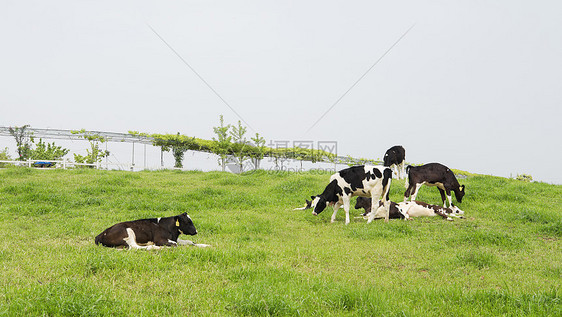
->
[1, 1, 561, 183]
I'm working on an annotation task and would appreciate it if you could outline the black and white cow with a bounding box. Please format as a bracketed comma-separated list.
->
[398, 200, 464, 221]
[356, 197, 464, 221]
[404, 163, 465, 209]
[302, 165, 406, 224]
[355, 196, 405, 219]
[383, 145, 406, 179]
[95, 213, 210, 250]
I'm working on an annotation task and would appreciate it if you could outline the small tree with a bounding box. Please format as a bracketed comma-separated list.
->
[0, 147, 12, 168]
[29, 139, 70, 161]
[212, 115, 232, 172]
[8, 125, 34, 161]
[229, 120, 250, 173]
[71, 129, 109, 166]
[250, 133, 266, 170]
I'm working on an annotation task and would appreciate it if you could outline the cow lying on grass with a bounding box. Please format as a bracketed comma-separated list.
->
[354, 196, 405, 219]
[95, 213, 210, 250]
[355, 197, 464, 221]
[398, 200, 465, 221]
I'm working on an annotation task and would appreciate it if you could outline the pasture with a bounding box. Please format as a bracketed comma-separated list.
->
[0, 168, 560, 316]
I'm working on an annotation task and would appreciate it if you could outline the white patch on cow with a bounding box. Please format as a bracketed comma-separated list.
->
[157, 217, 161, 223]
[311, 196, 321, 215]
[123, 228, 153, 250]
[167, 239, 178, 245]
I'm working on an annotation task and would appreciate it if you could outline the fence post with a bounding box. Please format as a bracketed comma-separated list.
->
[28, 159, 32, 168]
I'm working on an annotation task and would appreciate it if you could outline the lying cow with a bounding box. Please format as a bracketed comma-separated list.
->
[356, 197, 464, 221]
[297, 165, 408, 224]
[95, 213, 210, 250]
[404, 163, 465, 209]
[354, 196, 405, 219]
[398, 200, 465, 221]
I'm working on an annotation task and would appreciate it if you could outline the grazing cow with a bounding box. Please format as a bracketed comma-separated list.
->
[398, 200, 465, 221]
[355, 196, 405, 219]
[404, 163, 465, 208]
[383, 145, 406, 179]
[301, 165, 405, 224]
[95, 213, 210, 250]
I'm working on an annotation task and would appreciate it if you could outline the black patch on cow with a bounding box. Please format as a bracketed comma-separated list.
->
[383, 145, 406, 167]
[373, 168, 382, 178]
[320, 179, 342, 203]
[344, 187, 352, 195]
[338, 166, 367, 191]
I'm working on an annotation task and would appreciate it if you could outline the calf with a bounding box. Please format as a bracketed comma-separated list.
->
[398, 200, 465, 221]
[404, 163, 465, 208]
[383, 145, 406, 179]
[355, 196, 405, 219]
[301, 165, 406, 224]
[95, 213, 209, 249]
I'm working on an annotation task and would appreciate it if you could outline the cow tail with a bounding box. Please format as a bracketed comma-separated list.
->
[404, 165, 412, 189]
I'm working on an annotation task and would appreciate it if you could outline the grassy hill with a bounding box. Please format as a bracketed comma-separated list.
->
[0, 168, 560, 316]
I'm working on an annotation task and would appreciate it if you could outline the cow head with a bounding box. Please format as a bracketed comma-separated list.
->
[449, 205, 465, 215]
[176, 213, 197, 235]
[455, 185, 466, 203]
[354, 197, 372, 215]
[310, 195, 328, 215]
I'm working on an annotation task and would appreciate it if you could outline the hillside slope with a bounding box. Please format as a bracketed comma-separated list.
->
[0, 168, 560, 316]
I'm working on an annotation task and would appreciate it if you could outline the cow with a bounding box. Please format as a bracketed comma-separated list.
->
[398, 200, 465, 221]
[355, 196, 405, 219]
[404, 163, 465, 209]
[300, 165, 407, 224]
[383, 145, 406, 179]
[95, 213, 210, 250]
[355, 197, 465, 221]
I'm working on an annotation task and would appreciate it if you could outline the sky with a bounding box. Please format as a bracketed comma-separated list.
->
[1, 1, 561, 184]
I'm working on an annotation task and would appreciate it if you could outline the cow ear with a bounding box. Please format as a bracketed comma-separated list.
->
[311, 196, 315, 200]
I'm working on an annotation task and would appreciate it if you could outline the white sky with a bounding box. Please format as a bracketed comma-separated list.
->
[1, 1, 561, 183]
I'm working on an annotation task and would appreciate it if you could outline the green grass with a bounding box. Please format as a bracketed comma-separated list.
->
[0, 168, 560, 316]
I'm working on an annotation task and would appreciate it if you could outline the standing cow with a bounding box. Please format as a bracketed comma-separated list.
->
[383, 145, 406, 179]
[300, 165, 407, 224]
[404, 163, 465, 209]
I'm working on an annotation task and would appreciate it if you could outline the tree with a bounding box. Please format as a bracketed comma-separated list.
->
[29, 139, 70, 161]
[71, 129, 109, 166]
[229, 120, 250, 173]
[0, 147, 12, 168]
[250, 133, 266, 170]
[8, 125, 33, 161]
[212, 115, 232, 172]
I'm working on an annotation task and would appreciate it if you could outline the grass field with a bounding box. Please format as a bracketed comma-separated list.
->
[0, 167, 560, 316]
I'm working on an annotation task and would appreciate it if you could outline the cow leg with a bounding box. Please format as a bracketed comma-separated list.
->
[445, 189, 454, 208]
[438, 188, 447, 206]
[330, 202, 342, 223]
[123, 228, 151, 250]
[177, 239, 212, 247]
[410, 183, 422, 201]
[398, 162, 405, 179]
[342, 197, 352, 225]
